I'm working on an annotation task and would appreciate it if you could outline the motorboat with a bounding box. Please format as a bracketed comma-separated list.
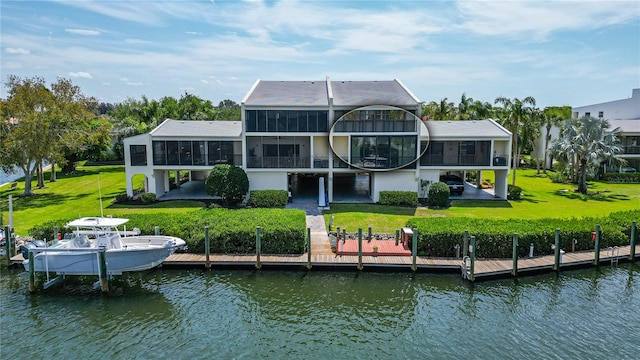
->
[22, 217, 186, 276]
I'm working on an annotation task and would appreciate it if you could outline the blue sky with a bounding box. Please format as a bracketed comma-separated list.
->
[1, 0, 639, 108]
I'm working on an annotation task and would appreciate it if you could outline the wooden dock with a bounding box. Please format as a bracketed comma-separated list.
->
[9, 244, 639, 281]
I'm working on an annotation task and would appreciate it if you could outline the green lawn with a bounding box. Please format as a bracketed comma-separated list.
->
[326, 169, 640, 233]
[1, 166, 638, 235]
[0, 164, 203, 234]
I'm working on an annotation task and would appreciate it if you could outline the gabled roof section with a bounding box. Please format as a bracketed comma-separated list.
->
[150, 119, 242, 138]
[243, 80, 329, 106]
[330, 79, 421, 107]
[425, 119, 512, 139]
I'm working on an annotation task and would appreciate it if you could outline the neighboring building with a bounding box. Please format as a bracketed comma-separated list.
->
[534, 88, 640, 170]
[124, 77, 512, 203]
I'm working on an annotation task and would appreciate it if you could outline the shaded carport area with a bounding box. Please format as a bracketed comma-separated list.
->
[450, 181, 498, 200]
[158, 180, 214, 200]
[332, 173, 373, 203]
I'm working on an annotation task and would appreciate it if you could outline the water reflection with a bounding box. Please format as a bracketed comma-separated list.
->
[1, 264, 639, 359]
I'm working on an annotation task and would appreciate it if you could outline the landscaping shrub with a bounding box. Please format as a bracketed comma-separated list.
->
[507, 184, 522, 200]
[549, 171, 568, 183]
[140, 193, 156, 203]
[428, 182, 449, 207]
[205, 164, 249, 206]
[379, 191, 417, 206]
[248, 190, 289, 208]
[115, 193, 131, 203]
[603, 172, 640, 183]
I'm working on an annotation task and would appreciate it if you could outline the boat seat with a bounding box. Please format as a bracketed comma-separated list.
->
[72, 235, 90, 248]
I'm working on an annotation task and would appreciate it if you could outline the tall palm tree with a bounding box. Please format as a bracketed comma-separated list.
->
[457, 93, 473, 120]
[494, 96, 536, 185]
[541, 106, 567, 172]
[549, 116, 622, 194]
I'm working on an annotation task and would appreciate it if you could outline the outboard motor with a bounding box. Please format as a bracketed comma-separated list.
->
[21, 240, 46, 259]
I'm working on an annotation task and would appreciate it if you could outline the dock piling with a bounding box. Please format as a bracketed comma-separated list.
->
[98, 247, 108, 293]
[594, 224, 601, 266]
[205, 226, 210, 269]
[154, 226, 160, 236]
[255, 226, 261, 269]
[306, 227, 312, 269]
[463, 230, 469, 258]
[511, 233, 518, 277]
[28, 251, 35, 293]
[469, 236, 476, 281]
[395, 229, 400, 246]
[411, 228, 418, 272]
[5, 226, 11, 267]
[553, 229, 561, 271]
[630, 221, 636, 262]
[357, 228, 363, 270]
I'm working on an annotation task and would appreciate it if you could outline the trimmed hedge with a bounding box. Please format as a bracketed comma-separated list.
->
[428, 182, 449, 207]
[405, 209, 639, 258]
[248, 190, 289, 208]
[29, 208, 307, 255]
[379, 191, 418, 206]
[603, 172, 640, 183]
[140, 193, 156, 203]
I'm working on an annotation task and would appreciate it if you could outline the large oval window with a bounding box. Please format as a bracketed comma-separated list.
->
[329, 105, 429, 171]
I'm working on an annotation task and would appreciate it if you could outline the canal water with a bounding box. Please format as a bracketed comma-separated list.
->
[1, 264, 638, 359]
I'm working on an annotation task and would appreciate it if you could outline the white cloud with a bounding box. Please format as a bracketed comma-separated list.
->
[127, 82, 143, 86]
[65, 28, 101, 36]
[186, 31, 203, 35]
[102, 82, 111, 86]
[68, 71, 93, 79]
[456, 0, 638, 39]
[5, 48, 30, 55]
[119, 77, 129, 82]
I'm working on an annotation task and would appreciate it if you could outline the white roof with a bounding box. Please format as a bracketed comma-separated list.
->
[150, 119, 242, 138]
[67, 217, 129, 228]
[425, 119, 511, 139]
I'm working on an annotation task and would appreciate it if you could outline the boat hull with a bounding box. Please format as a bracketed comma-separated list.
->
[23, 236, 185, 276]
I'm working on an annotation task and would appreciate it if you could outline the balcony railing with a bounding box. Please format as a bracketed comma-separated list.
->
[420, 154, 493, 167]
[622, 146, 640, 155]
[247, 156, 310, 169]
[333, 120, 416, 133]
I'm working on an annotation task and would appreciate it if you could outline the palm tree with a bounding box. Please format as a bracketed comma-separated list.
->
[456, 93, 473, 120]
[549, 116, 622, 194]
[422, 98, 455, 120]
[494, 96, 537, 185]
[541, 106, 567, 172]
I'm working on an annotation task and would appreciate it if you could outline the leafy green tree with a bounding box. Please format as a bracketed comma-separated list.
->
[494, 96, 537, 185]
[204, 164, 249, 206]
[215, 99, 241, 120]
[49, 77, 107, 175]
[549, 116, 622, 194]
[1, 76, 54, 195]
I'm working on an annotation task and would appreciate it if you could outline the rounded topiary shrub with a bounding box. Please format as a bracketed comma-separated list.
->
[205, 164, 249, 207]
[428, 181, 450, 207]
[507, 184, 522, 200]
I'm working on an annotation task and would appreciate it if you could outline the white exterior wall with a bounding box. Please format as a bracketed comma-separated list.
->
[123, 134, 153, 197]
[573, 89, 640, 120]
[418, 169, 440, 198]
[370, 171, 417, 203]
[247, 172, 288, 191]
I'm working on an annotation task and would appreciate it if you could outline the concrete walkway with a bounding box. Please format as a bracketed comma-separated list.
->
[286, 197, 333, 255]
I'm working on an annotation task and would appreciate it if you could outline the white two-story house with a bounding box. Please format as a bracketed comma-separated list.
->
[124, 77, 512, 203]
